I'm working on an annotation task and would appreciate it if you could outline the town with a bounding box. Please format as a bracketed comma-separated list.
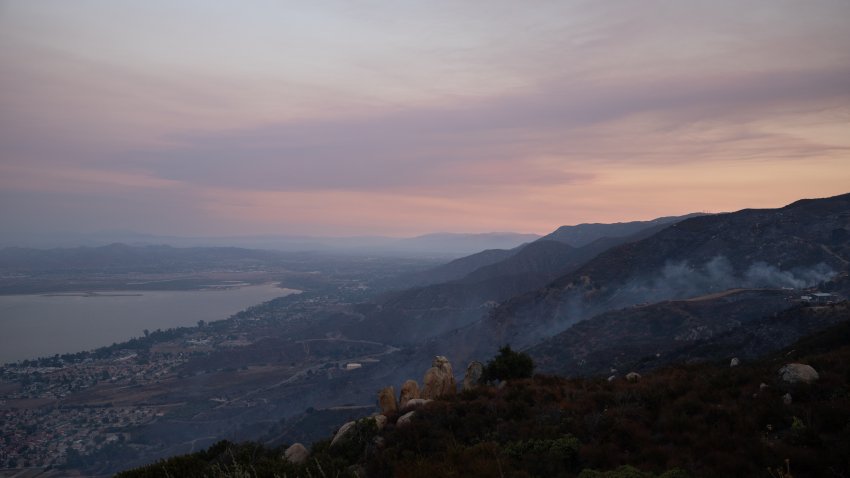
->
[0, 288, 393, 472]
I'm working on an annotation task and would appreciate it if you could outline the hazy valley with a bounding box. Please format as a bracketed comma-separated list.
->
[0, 193, 847, 477]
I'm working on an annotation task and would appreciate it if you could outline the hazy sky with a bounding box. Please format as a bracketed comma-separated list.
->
[2, 1, 849, 238]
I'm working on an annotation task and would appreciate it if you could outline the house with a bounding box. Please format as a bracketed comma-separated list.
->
[811, 292, 834, 304]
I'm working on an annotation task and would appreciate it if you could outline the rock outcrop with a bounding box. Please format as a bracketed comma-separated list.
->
[331, 416, 386, 447]
[397, 411, 416, 427]
[778, 363, 819, 384]
[422, 356, 456, 399]
[378, 386, 398, 415]
[400, 398, 432, 413]
[398, 379, 420, 409]
[283, 443, 309, 464]
[463, 361, 483, 390]
[330, 421, 356, 447]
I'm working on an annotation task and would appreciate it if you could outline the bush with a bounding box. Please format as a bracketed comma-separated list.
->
[578, 465, 690, 478]
[503, 435, 581, 476]
[481, 345, 534, 382]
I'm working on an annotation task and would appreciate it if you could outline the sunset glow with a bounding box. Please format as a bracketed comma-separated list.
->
[2, 1, 849, 238]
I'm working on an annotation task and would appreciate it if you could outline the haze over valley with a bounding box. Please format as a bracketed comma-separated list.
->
[2, 193, 849, 476]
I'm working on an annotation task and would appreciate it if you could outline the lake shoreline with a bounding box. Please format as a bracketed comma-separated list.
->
[0, 283, 299, 364]
[36, 282, 290, 298]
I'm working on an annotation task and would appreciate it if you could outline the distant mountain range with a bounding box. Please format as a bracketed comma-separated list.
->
[403, 215, 704, 287]
[0, 243, 288, 273]
[0, 231, 541, 258]
[333, 193, 850, 376]
[352, 214, 702, 344]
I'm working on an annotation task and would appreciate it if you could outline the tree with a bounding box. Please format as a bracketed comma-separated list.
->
[481, 345, 534, 382]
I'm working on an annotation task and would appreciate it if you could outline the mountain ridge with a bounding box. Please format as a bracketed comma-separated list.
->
[486, 192, 850, 351]
[540, 213, 704, 247]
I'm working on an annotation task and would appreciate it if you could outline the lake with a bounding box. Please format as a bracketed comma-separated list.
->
[0, 283, 298, 364]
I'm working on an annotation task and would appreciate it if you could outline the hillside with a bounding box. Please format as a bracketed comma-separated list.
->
[664, 299, 850, 366]
[399, 214, 697, 288]
[118, 318, 850, 477]
[458, 220, 685, 286]
[387, 232, 540, 256]
[365, 218, 696, 345]
[455, 240, 576, 284]
[398, 247, 521, 287]
[484, 193, 850, 353]
[530, 293, 850, 378]
[540, 214, 702, 247]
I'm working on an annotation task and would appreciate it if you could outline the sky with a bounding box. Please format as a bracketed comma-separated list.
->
[1, 1, 849, 239]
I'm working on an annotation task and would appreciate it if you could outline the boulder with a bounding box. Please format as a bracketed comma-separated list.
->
[400, 398, 432, 412]
[778, 363, 819, 384]
[422, 355, 456, 399]
[330, 421, 356, 447]
[730, 357, 740, 368]
[463, 361, 484, 391]
[607, 375, 616, 382]
[398, 380, 420, 409]
[626, 372, 641, 382]
[783, 393, 793, 405]
[397, 411, 416, 427]
[378, 386, 398, 415]
[283, 443, 309, 464]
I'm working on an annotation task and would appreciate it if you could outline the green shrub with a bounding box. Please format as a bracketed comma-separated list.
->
[481, 345, 534, 382]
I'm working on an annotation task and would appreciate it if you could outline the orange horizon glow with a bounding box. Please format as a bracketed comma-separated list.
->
[1, 1, 849, 240]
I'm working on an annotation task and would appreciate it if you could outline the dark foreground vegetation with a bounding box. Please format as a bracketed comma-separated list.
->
[118, 319, 850, 478]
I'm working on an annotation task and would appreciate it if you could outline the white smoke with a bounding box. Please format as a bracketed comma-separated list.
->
[743, 261, 835, 289]
[617, 256, 836, 305]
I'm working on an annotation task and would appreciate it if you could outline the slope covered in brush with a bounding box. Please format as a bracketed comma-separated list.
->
[119, 318, 850, 477]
